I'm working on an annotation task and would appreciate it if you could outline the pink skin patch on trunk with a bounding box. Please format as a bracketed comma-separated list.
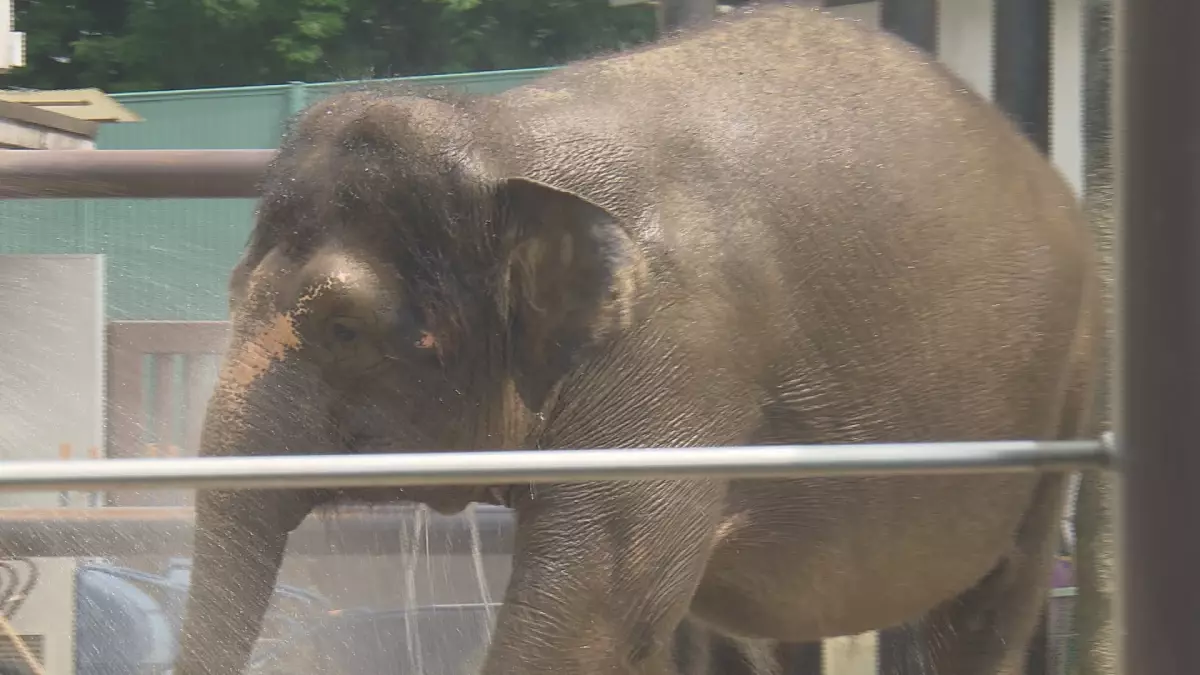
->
[226, 312, 303, 390]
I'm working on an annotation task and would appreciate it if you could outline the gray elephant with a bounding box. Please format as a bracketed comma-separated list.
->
[173, 5, 1105, 675]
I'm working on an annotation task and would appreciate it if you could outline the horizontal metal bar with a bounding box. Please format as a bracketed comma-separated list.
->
[0, 149, 274, 199]
[0, 439, 1114, 493]
[0, 505, 515, 558]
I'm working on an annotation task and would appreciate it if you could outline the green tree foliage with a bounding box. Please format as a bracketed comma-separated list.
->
[2, 0, 659, 92]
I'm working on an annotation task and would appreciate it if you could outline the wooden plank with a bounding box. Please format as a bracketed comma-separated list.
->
[0, 99, 100, 136]
[151, 353, 176, 455]
[107, 320, 231, 356]
[106, 321, 233, 507]
[104, 343, 144, 508]
[0, 88, 142, 123]
[151, 353, 186, 506]
[104, 333, 144, 464]
[180, 354, 215, 457]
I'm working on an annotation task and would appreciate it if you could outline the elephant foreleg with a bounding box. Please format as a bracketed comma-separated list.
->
[483, 479, 726, 675]
[923, 473, 1069, 675]
[174, 488, 315, 675]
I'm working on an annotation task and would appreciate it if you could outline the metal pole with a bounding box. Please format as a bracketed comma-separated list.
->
[0, 149, 273, 199]
[0, 440, 1112, 493]
[0, 505, 515, 558]
[1117, 0, 1200, 671]
[1073, 2, 1119, 674]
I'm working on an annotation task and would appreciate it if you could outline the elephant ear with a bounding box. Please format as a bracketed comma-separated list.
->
[497, 177, 642, 414]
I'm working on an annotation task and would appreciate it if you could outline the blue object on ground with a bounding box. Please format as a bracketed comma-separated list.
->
[75, 563, 175, 675]
[71, 559, 499, 675]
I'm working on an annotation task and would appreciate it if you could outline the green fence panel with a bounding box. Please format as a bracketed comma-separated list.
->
[98, 86, 294, 150]
[304, 67, 557, 107]
[0, 68, 554, 321]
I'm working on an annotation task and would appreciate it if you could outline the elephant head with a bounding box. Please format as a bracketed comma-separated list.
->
[173, 91, 639, 675]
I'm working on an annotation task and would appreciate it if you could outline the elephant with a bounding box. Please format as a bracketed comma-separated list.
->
[173, 4, 1106, 675]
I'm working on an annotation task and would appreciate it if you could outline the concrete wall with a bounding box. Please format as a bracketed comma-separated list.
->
[0, 254, 105, 508]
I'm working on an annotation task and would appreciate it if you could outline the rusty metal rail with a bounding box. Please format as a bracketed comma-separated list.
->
[0, 505, 514, 558]
[0, 149, 274, 199]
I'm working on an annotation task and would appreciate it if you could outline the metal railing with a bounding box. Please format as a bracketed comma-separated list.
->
[0, 149, 271, 199]
[0, 439, 1114, 494]
[0, 505, 515, 558]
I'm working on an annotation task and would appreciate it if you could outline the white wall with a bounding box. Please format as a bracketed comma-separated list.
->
[0, 254, 106, 509]
[7, 558, 78, 675]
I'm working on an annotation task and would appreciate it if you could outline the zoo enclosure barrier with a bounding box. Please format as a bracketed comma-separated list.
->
[0, 146, 1132, 675]
[0, 148, 1118, 493]
[0, 153, 1109, 675]
[20, 317, 1089, 674]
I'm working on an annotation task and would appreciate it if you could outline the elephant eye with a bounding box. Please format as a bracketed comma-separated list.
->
[311, 313, 387, 373]
[324, 316, 364, 345]
[330, 320, 359, 343]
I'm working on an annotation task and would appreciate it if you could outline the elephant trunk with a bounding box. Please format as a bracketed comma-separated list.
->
[173, 336, 333, 675]
[175, 488, 310, 675]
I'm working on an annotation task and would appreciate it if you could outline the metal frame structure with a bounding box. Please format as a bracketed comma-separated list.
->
[0, 440, 1112, 493]
[0, 0, 1194, 672]
[0, 150, 269, 199]
[0, 505, 515, 558]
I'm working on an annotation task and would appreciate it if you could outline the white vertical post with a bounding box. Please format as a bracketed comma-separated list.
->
[822, 632, 880, 675]
[1052, 0, 1086, 196]
[937, 0, 995, 99]
[0, 0, 26, 71]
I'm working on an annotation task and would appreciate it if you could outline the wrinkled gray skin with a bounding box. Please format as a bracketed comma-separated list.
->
[174, 6, 1105, 675]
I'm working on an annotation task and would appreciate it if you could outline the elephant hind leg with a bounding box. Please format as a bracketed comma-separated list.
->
[922, 472, 1069, 675]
